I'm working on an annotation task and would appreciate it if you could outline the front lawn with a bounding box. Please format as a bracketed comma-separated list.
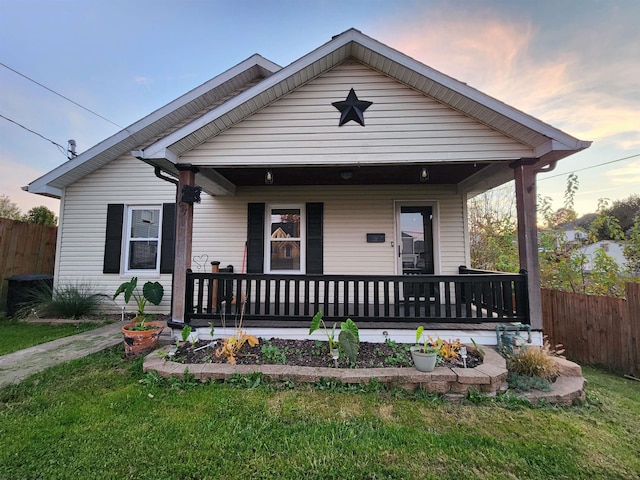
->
[0, 347, 638, 479]
[0, 317, 106, 356]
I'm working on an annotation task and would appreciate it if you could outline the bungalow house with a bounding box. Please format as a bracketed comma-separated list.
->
[25, 29, 590, 345]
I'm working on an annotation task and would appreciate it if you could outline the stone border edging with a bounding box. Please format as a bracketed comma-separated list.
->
[143, 347, 585, 405]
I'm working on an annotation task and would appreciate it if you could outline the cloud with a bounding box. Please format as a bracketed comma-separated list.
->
[604, 159, 640, 185]
[134, 76, 153, 86]
[376, 7, 640, 150]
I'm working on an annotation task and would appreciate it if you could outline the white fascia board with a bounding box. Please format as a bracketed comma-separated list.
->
[22, 182, 62, 198]
[137, 148, 179, 164]
[534, 138, 592, 158]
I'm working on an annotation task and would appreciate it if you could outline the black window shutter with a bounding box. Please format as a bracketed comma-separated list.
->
[306, 203, 323, 274]
[160, 203, 176, 274]
[247, 203, 265, 273]
[103, 204, 124, 274]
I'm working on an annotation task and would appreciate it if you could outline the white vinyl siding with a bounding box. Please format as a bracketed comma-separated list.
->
[182, 60, 533, 166]
[54, 155, 176, 311]
[192, 185, 466, 277]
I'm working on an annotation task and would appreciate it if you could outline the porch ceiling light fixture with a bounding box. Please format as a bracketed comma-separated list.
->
[340, 169, 354, 180]
[265, 169, 273, 184]
[419, 167, 429, 183]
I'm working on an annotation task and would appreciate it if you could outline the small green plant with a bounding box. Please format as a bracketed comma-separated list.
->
[507, 372, 553, 392]
[309, 311, 360, 365]
[181, 325, 193, 343]
[471, 338, 485, 358]
[261, 343, 287, 364]
[113, 277, 164, 330]
[414, 326, 441, 354]
[382, 339, 412, 366]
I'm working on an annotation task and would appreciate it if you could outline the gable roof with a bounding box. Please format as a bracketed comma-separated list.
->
[25, 54, 281, 197]
[26, 28, 590, 198]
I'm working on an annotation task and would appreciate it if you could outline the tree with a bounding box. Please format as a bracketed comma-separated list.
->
[624, 217, 640, 277]
[24, 205, 57, 226]
[590, 194, 640, 240]
[468, 186, 519, 272]
[0, 194, 23, 220]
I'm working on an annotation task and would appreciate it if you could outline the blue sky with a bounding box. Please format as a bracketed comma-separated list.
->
[1, 0, 638, 216]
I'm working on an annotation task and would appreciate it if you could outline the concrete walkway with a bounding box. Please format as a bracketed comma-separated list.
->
[0, 322, 128, 388]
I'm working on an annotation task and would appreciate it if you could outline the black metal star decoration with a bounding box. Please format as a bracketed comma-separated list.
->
[332, 88, 373, 126]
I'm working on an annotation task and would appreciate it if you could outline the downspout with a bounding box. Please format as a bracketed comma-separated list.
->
[153, 166, 181, 328]
[154, 167, 179, 187]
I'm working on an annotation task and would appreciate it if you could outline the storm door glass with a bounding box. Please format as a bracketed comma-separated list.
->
[269, 208, 301, 272]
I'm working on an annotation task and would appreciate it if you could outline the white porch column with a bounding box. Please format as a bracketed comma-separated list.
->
[511, 158, 543, 330]
[171, 164, 198, 323]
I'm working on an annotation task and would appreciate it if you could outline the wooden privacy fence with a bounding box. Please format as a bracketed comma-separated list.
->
[542, 284, 640, 377]
[0, 218, 57, 311]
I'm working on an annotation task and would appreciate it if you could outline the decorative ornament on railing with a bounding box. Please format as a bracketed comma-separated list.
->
[192, 254, 209, 273]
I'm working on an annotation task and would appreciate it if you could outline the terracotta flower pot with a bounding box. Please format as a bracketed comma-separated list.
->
[121, 320, 165, 357]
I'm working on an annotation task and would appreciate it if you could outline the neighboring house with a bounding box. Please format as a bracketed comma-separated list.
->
[560, 228, 587, 245]
[577, 241, 627, 273]
[25, 29, 590, 343]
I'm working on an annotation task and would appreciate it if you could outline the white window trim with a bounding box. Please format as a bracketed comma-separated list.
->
[123, 205, 163, 276]
[265, 203, 306, 274]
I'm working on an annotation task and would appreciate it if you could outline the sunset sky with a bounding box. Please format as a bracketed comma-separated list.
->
[1, 0, 638, 216]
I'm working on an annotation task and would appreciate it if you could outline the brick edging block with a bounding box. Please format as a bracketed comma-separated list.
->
[144, 345, 511, 394]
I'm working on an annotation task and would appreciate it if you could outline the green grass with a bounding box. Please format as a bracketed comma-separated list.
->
[0, 350, 638, 479]
[0, 318, 106, 356]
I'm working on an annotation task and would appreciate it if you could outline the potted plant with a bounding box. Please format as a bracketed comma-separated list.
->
[410, 326, 441, 372]
[113, 277, 165, 357]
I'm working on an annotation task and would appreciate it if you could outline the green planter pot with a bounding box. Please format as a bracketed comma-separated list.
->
[410, 346, 438, 372]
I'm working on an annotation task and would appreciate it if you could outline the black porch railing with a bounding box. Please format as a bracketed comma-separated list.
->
[184, 266, 529, 328]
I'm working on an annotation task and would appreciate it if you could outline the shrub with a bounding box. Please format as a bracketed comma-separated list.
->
[507, 372, 553, 392]
[27, 282, 107, 319]
[507, 340, 563, 381]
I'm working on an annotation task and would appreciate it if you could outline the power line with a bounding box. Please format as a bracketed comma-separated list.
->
[0, 113, 68, 157]
[0, 61, 124, 129]
[539, 153, 640, 181]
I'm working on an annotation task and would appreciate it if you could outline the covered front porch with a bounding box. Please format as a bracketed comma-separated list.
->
[131, 31, 590, 337]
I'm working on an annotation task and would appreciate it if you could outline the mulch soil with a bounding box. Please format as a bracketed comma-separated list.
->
[174, 338, 483, 369]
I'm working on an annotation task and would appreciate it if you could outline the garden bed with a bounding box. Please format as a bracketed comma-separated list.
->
[173, 338, 483, 369]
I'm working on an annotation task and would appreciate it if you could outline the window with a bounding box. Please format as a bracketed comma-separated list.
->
[267, 206, 304, 273]
[125, 206, 162, 273]
[246, 202, 322, 275]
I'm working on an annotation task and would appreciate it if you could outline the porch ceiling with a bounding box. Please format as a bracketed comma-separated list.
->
[210, 162, 490, 187]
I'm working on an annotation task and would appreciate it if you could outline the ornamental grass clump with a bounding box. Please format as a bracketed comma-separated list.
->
[507, 339, 563, 381]
[21, 282, 107, 319]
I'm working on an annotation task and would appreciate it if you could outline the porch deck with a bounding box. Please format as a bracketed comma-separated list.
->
[183, 267, 529, 329]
